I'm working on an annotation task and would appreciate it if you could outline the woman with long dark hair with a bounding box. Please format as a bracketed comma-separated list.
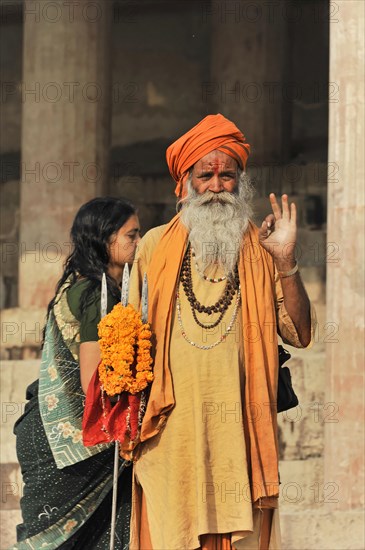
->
[13, 197, 141, 549]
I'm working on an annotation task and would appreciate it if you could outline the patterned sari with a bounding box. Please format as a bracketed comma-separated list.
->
[13, 285, 132, 549]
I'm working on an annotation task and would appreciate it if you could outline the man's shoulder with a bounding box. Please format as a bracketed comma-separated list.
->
[142, 224, 167, 244]
[137, 224, 167, 259]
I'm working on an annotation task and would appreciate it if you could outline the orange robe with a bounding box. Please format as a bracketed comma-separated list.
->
[128, 222, 316, 550]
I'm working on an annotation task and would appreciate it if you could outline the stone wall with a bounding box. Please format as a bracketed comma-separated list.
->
[1, 2, 329, 311]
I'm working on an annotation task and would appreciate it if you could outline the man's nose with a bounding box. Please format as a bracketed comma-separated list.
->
[208, 175, 223, 192]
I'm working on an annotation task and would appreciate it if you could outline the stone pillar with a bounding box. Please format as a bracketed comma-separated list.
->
[19, 0, 112, 308]
[208, 0, 290, 164]
[326, 0, 364, 513]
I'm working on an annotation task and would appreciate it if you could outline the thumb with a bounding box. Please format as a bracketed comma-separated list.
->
[258, 220, 269, 239]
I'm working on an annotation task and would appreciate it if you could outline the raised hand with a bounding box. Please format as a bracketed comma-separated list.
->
[258, 194, 297, 270]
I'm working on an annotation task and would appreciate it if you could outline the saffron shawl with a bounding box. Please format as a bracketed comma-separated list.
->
[140, 214, 280, 506]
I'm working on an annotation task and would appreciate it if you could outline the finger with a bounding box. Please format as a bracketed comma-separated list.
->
[264, 214, 275, 229]
[281, 194, 290, 221]
[258, 219, 275, 239]
[269, 193, 282, 220]
[258, 220, 268, 239]
[290, 202, 297, 225]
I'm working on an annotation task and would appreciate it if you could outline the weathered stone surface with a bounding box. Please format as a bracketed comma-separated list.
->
[209, 0, 289, 164]
[0, 509, 22, 549]
[0, 19, 23, 156]
[19, 0, 112, 309]
[0, 181, 20, 277]
[278, 298, 325, 459]
[0, 179, 20, 309]
[0, 360, 40, 464]
[326, 0, 365, 512]
[0, 463, 22, 510]
[0, 308, 45, 351]
[279, 458, 324, 512]
[111, 3, 210, 148]
[113, 176, 176, 206]
[300, 266, 326, 304]
[280, 510, 365, 550]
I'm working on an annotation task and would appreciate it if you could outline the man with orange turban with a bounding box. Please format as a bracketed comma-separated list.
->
[128, 114, 316, 550]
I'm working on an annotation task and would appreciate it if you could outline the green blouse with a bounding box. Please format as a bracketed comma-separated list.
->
[67, 279, 120, 342]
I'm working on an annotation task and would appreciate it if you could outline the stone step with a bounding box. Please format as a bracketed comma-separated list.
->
[0, 463, 22, 510]
[0, 509, 22, 549]
[1, 361, 41, 547]
[0, 360, 40, 464]
[280, 509, 365, 550]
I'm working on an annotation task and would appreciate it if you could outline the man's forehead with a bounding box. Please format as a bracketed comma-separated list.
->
[193, 154, 238, 172]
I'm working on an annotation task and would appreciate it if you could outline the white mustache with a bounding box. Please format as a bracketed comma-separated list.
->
[189, 190, 237, 206]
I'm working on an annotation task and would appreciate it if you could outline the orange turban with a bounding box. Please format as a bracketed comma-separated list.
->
[166, 113, 250, 198]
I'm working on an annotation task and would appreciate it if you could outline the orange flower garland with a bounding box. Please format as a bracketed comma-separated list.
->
[98, 303, 154, 396]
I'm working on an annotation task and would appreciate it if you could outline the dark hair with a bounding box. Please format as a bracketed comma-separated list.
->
[44, 196, 137, 336]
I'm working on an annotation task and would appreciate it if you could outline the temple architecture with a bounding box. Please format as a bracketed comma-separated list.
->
[0, 1, 363, 547]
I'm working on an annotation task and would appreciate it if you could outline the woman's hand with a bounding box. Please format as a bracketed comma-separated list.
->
[258, 193, 297, 271]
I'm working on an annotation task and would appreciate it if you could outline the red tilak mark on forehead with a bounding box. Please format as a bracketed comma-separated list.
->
[201, 160, 229, 174]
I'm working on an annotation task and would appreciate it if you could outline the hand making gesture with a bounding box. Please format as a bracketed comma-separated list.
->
[258, 193, 297, 271]
[258, 193, 311, 345]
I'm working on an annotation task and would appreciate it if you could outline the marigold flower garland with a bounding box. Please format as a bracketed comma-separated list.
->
[98, 303, 154, 396]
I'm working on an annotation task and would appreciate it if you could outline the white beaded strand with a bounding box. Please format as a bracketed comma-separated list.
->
[176, 286, 241, 350]
[191, 246, 227, 283]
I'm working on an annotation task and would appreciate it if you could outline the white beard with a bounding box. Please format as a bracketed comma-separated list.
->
[180, 173, 253, 277]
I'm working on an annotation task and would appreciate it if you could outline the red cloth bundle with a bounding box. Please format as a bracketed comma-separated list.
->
[82, 365, 143, 455]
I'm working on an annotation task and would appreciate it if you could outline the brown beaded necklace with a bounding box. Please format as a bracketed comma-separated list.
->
[180, 243, 240, 330]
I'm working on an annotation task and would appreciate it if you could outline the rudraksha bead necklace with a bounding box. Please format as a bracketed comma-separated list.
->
[179, 243, 240, 330]
[176, 286, 241, 350]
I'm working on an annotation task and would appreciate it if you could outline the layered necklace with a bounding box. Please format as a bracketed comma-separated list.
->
[191, 246, 227, 283]
[176, 243, 241, 350]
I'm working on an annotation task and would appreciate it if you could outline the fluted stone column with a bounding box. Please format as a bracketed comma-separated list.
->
[326, 0, 364, 513]
[208, 0, 290, 164]
[19, 0, 112, 308]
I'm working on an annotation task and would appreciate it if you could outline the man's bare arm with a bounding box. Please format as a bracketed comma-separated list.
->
[258, 193, 312, 347]
[275, 260, 311, 346]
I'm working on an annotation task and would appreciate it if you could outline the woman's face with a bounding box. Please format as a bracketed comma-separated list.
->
[108, 214, 141, 268]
